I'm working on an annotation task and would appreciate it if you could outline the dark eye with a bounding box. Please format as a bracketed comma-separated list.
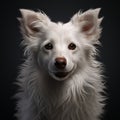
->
[68, 43, 76, 50]
[44, 43, 53, 50]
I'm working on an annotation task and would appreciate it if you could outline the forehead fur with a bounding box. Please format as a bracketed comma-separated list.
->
[46, 22, 77, 38]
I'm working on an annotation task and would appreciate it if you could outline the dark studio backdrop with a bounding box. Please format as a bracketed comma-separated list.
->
[0, 0, 120, 120]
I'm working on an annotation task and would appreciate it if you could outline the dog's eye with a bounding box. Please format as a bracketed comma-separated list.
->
[44, 43, 53, 50]
[68, 43, 76, 50]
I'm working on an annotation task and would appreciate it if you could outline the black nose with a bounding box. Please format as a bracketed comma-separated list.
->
[55, 57, 67, 69]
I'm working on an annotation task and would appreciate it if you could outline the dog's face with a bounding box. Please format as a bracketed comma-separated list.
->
[19, 8, 102, 81]
[37, 23, 81, 81]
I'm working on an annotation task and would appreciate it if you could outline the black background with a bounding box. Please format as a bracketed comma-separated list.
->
[1, 0, 120, 120]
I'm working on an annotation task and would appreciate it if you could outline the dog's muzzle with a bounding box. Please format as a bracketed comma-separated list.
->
[49, 57, 75, 81]
[54, 57, 68, 78]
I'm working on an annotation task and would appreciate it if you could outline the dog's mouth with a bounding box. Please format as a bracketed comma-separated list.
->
[49, 70, 71, 81]
[49, 65, 76, 81]
[49, 67, 75, 81]
[54, 72, 69, 78]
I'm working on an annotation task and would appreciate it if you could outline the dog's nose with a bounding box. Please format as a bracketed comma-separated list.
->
[55, 57, 67, 69]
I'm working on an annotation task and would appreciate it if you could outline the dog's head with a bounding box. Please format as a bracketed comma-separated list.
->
[19, 8, 103, 81]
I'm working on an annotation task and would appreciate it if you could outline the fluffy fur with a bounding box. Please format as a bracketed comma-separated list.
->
[15, 8, 106, 120]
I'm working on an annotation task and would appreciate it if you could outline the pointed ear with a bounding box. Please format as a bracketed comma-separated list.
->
[71, 8, 103, 40]
[19, 9, 50, 36]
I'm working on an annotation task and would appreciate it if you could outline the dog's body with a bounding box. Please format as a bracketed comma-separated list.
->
[15, 8, 105, 120]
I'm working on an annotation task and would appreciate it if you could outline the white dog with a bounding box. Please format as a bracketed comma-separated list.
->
[15, 8, 105, 120]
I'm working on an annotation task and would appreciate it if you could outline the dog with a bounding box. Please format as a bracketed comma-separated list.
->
[15, 8, 106, 120]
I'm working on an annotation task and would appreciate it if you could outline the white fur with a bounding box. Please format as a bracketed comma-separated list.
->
[15, 8, 106, 120]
